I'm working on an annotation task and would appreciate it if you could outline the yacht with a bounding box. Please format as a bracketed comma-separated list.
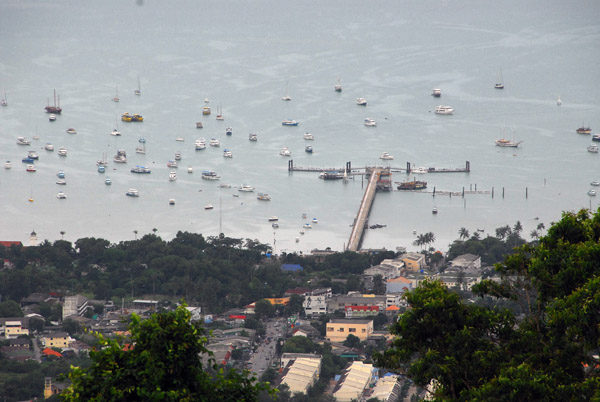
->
[56, 191, 67, 199]
[4, 161, 12, 169]
[257, 193, 271, 201]
[303, 132, 314, 140]
[66, 128, 77, 134]
[356, 98, 367, 106]
[45, 143, 54, 151]
[379, 152, 394, 160]
[167, 160, 178, 168]
[113, 149, 126, 163]
[126, 189, 139, 197]
[431, 88, 441, 97]
[26, 164, 36, 172]
[226, 127, 232, 136]
[49, 114, 57, 121]
[169, 171, 177, 181]
[495, 138, 522, 147]
[58, 147, 68, 156]
[411, 167, 428, 174]
[104, 177, 112, 185]
[16, 137, 31, 145]
[223, 149, 233, 158]
[248, 133, 258, 141]
[209, 138, 220, 147]
[279, 147, 291, 156]
[131, 165, 152, 174]
[588, 144, 599, 153]
[201, 170, 221, 180]
[434, 105, 454, 115]
[238, 184, 255, 192]
[305, 145, 313, 153]
[28, 151, 39, 160]
[282, 119, 299, 126]
[56, 178, 66, 185]
[364, 118, 377, 127]
[195, 139, 206, 150]
[110, 128, 121, 136]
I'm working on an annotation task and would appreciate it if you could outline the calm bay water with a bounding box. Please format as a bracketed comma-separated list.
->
[1, 0, 599, 253]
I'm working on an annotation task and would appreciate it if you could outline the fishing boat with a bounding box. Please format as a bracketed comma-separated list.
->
[303, 132, 314, 140]
[169, 198, 175, 205]
[112, 86, 120, 102]
[364, 118, 377, 127]
[223, 149, 233, 158]
[57, 147, 67, 156]
[434, 105, 454, 115]
[113, 149, 126, 163]
[431, 88, 441, 97]
[282, 119, 299, 126]
[305, 145, 313, 153]
[203, 104, 211, 115]
[126, 189, 139, 197]
[16, 137, 31, 145]
[66, 128, 77, 134]
[166, 160, 178, 168]
[201, 170, 221, 180]
[27, 151, 39, 160]
[334, 77, 342, 92]
[131, 114, 143, 122]
[121, 112, 132, 122]
[135, 144, 146, 154]
[249, 133, 258, 141]
[356, 98, 367, 106]
[45, 90, 62, 114]
[45, 143, 54, 151]
[226, 127, 232, 136]
[587, 144, 599, 153]
[379, 152, 394, 160]
[238, 184, 254, 192]
[131, 165, 151, 174]
[279, 147, 291, 156]
[576, 124, 592, 135]
[257, 192, 271, 201]
[494, 69, 504, 89]
[397, 179, 427, 190]
[134, 76, 141, 96]
[169, 171, 177, 181]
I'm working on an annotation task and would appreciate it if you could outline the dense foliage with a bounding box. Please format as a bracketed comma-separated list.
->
[61, 305, 271, 401]
[376, 209, 600, 401]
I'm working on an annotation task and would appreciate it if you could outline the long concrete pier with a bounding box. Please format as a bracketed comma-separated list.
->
[347, 168, 382, 251]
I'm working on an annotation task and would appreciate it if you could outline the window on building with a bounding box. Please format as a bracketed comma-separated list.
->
[362, 329, 366, 333]
[349, 328, 356, 333]
[327, 327, 333, 332]
[339, 328, 344, 332]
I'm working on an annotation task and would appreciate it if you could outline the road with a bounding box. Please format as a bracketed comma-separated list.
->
[249, 318, 285, 378]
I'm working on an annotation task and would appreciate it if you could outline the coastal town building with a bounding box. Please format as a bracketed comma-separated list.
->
[386, 276, 413, 294]
[333, 361, 376, 402]
[326, 319, 374, 342]
[362, 258, 405, 290]
[449, 253, 482, 270]
[42, 332, 72, 348]
[62, 295, 90, 319]
[279, 356, 322, 395]
[366, 375, 402, 402]
[0, 318, 29, 339]
[399, 252, 426, 272]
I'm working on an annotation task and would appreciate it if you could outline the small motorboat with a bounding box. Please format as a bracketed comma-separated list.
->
[268, 216, 279, 222]
[187, 166, 193, 173]
[26, 164, 36, 172]
[56, 191, 67, 199]
[303, 223, 312, 229]
[110, 129, 121, 136]
[312, 218, 318, 224]
[303, 132, 314, 140]
[169, 199, 175, 205]
[590, 180, 600, 186]
[432, 207, 438, 214]
[56, 179, 66, 185]
[205, 204, 214, 210]
[4, 161, 12, 169]
[588, 189, 597, 196]
[226, 127, 232, 136]
[49, 114, 57, 121]
[66, 128, 77, 134]
[364, 118, 377, 127]
[104, 177, 111, 185]
[356, 97, 367, 106]
[126, 188, 139, 197]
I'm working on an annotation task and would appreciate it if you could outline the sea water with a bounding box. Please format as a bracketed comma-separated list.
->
[0, 0, 599, 253]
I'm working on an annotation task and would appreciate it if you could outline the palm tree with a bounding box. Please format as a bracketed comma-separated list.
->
[471, 231, 481, 240]
[133, 230, 138, 240]
[513, 221, 523, 237]
[413, 234, 425, 249]
[423, 232, 436, 249]
[495, 225, 511, 240]
[537, 222, 545, 237]
[458, 227, 470, 241]
[152, 228, 158, 235]
[60, 231, 65, 240]
[530, 229, 539, 241]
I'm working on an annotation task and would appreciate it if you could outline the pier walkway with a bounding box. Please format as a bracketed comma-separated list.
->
[347, 168, 382, 251]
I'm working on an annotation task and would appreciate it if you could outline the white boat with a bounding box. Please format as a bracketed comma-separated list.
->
[26, 164, 36, 172]
[587, 144, 599, 153]
[494, 69, 504, 89]
[364, 118, 377, 127]
[226, 127, 232, 136]
[279, 147, 291, 156]
[201, 170, 221, 180]
[557, 96, 561, 106]
[56, 191, 67, 199]
[1, 90, 7, 106]
[176, 137, 185, 142]
[110, 128, 121, 136]
[167, 160, 178, 168]
[282, 82, 292, 101]
[303, 132, 314, 140]
[312, 218, 318, 224]
[131, 165, 151, 174]
[169, 171, 177, 181]
[379, 152, 394, 160]
[195, 139, 206, 150]
[219, 183, 232, 189]
[135, 144, 146, 154]
[28, 151, 39, 160]
[169, 198, 175, 205]
[56, 178, 66, 185]
[300, 229, 305, 235]
[412, 167, 428, 174]
[4, 161, 12, 169]
[98, 165, 106, 173]
[356, 97, 367, 106]
[432, 206, 438, 214]
[209, 138, 220, 147]
[175, 152, 182, 160]
[257, 192, 271, 201]
[112, 86, 120, 102]
[272, 223, 279, 228]
[205, 204, 214, 210]
[49, 114, 56, 121]
[495, 138, 522, 147]
[187, 166, 193, 173]
[16, 137, 31, 145]
[434, 105, 454, 115]
[216, 105, 224, 120]
[126, 188, 139, 197]
[45, 143, 54, 151]
[58, 147, 68, 156]
[268, 216, 279, 222]
[66, 128, 77, 134]
[591, 180, 600, 187]
[334, 77, 342, 92]
[249, 133, 258, 141]
[588, 189, 596, 196]
[238, 184, 255, 192]
[431, 88, 441, 97]
[104, 177, 111, 185]
[305, 145, 313, 153]
[303, 223, 312, 229]
[113, 149, 126, 163]
[296, 237, 300, 242]
[282, 119, 299, 126]
[223, 149, 233, 158]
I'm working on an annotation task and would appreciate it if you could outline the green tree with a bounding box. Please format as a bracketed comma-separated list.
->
[254, 299, 276, 320]
[458, 227, 469, 241]
[62, 305, 271, 401]
[343, 334, 361, 348]
[0, 300, 23, 317]
[376, 208, 600, 401]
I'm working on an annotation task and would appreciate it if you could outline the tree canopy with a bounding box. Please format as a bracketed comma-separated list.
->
[61, 305, 271, 401]
[376, 208, 600, 401]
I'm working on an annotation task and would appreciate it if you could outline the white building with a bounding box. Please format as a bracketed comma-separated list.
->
[280, 356, 322, 395]
[303, 295, 328, 316]
[333, 361, 375, 402]
[63, 295, 90, 319]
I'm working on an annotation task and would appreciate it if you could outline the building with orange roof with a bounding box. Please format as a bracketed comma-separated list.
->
[386, 276, 413, 294]
[42, 348, 63, 358]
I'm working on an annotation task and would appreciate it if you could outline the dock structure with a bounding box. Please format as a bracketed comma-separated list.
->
[347, 168, 387, 251]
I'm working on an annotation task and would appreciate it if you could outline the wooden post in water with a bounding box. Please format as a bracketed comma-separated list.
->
[526, 187, 528, 199]
[462, 187, 465, 197]
[433, 186, 436, 197]
[492, 187, 494, 198]
[475, 184, 477, 192]
[503, 187, 505, 198]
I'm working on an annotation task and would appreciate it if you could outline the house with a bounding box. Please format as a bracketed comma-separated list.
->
[333, 361, 376, 402]
[42, 332, 72, 348]
[291, 325, 320, 339]
[131, 299, 158, 312]
[327, 293, 388, 313]
[326, 319, 374, 342]
[386, 276, 413, 294]
[0, 241, 22, 248]
[344, 306, 380, 318]
[8, 338, 30, 349]
[279, 356, 322, 395]
[362, 259, 405, 290]
[0, 318, 29, 339]
[185, 306, 203, 322]
[44, 377, 69, 399]
[400, 252, 426, 272]
[436, 270, 482, 291]
[450, 253, 482, 270]
[63, 295, 90, 319]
